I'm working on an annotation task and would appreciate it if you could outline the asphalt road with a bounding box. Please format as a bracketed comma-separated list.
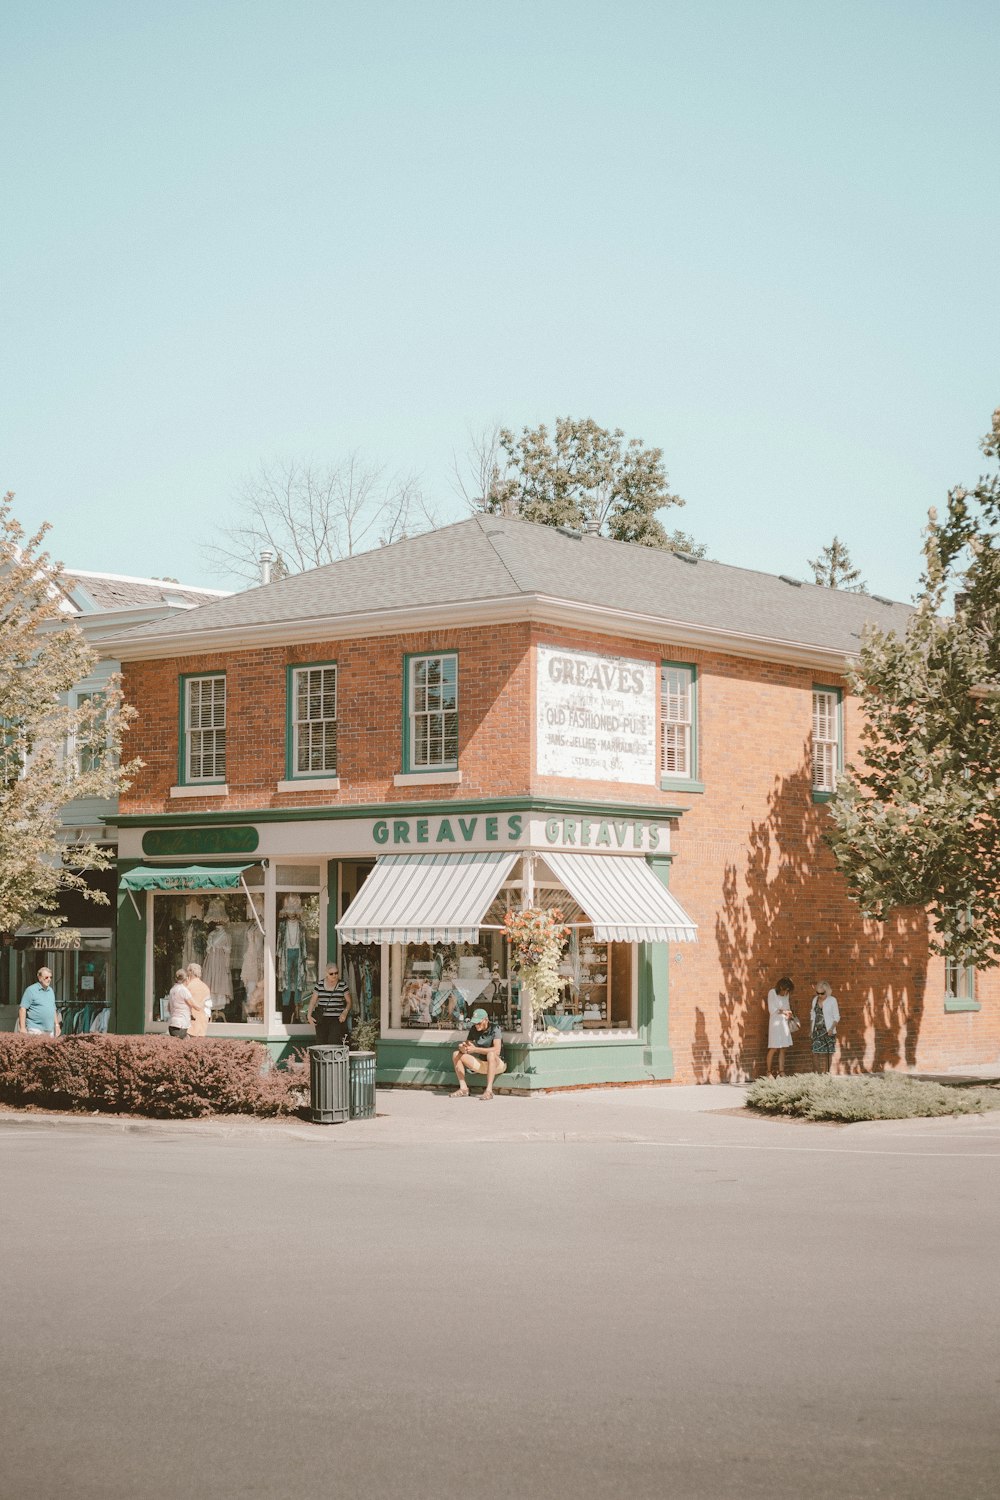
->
[2, 1105, 999, 1500]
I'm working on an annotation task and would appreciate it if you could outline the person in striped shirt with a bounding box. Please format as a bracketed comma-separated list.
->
[307, 963, 353, 1044]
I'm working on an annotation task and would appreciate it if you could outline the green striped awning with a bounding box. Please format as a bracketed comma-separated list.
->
[337, 851, 520, 945]
[119, 865, 255, 893]
[542, 852, 698, 944]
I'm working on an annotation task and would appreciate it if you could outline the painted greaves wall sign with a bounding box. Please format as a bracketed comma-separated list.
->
[536, 645, 657, 785]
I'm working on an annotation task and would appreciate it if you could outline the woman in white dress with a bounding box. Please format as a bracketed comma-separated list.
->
[766, 977, 796, 1076]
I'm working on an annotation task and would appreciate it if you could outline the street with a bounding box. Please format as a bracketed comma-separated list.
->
[2, 1089, 999, 1500]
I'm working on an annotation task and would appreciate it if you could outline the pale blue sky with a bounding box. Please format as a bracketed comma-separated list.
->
[2, 1, 997, 600]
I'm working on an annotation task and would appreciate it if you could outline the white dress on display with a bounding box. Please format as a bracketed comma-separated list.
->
[203, 925, 233, 1003]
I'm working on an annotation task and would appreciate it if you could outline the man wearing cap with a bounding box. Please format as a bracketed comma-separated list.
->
[451, 1007, 506, 1099]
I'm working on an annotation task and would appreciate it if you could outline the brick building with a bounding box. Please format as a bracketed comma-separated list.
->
[102, 516, 998, 1087]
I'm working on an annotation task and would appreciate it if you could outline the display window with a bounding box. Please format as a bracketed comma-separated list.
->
[276, 865, 321, 1026]
[11, 933, 112, 1032]
[391, 933, 512, 1031]
[153, 888, 262, 1024]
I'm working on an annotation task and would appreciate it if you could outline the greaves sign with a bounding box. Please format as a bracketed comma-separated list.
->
[536, 645, 657, 785]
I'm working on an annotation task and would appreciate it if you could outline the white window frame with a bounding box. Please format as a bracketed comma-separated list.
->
[406, 652, 458, 772]
[661, 664, 695, 780]
[290, 663, 338, 778]
[812, 687, 842, 795]
[184, 674, 227, 784]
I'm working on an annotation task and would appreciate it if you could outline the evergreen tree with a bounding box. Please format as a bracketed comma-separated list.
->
[808, 536, 867, 591]
[0, 495, 139, 942]
[826, 411, 1000, 969]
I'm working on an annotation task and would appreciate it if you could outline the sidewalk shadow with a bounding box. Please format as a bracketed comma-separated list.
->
[711, 762, 927, 1081]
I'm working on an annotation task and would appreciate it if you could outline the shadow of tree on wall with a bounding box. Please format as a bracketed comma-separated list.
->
[709, 762, 928, 1081]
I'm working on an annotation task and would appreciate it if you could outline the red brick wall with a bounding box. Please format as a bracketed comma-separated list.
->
[120, 621, 1000, 1079]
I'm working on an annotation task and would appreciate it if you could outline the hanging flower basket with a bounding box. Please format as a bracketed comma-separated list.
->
[503, 906, 570, 1031]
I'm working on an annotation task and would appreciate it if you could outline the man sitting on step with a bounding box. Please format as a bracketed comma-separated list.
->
[451, 1007, 506, 1100]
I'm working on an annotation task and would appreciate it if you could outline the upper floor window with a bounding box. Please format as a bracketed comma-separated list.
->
[661, 663, 696, 780]
[182, 674, 226, 783]
[76, 691, 107, 774]
[812, 686, 842, 797]
[405, 653, 458, 771]
[288, 663, 338, 777]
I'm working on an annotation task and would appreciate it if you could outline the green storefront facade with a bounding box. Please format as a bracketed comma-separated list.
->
[114, 795, 695, 1091]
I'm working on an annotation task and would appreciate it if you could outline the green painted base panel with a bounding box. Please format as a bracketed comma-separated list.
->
[375, 1038, 673, 1092]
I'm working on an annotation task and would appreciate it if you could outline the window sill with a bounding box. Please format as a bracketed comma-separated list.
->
[393, 770, 463, 787]
[660, 778, 705, 795]
[169, 783, 229, 798]
[276, 777, 340, 793]
[812, 790, 835, 804]
[944, 998, 981, 1013]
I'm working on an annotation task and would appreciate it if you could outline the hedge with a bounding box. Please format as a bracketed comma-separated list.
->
[746, 1072, 1000, 1122]
[0, 1034, 310, 1119]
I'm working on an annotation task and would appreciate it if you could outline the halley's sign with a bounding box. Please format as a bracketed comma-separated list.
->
[536, 645, 657, 785]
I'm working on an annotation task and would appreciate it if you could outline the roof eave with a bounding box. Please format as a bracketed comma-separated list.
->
[100, 592, 857, 672]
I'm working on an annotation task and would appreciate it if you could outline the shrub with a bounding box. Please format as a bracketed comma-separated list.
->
[0, 1034, 308, 1119]
[746, 1072, 1000, 1122]
[350, 1019, 380, 1053]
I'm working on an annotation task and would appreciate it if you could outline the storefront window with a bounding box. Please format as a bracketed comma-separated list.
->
[276, 865, 321, 1025]
[551, 932, 634, 1030]
[12, 934, 112, 1032]
[153, 891, 260, 1024]
[392, 934, 512, 1031]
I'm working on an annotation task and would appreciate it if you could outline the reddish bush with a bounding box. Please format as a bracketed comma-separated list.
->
[0, 1034, 310, 1119]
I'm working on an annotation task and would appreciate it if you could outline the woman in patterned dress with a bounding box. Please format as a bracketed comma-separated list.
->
[810, 980, 840, 1073]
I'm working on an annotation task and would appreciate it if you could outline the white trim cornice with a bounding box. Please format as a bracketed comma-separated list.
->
[100, 592, 857, 673]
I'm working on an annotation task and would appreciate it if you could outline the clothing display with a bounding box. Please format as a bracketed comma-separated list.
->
[278, 912, 303, 1020]
[181, 914, 208, 970]
[240, 922, 264, 996]
[203, 925, 233, 1005]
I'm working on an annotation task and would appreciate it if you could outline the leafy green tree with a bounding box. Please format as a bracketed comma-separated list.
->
[826, 411, 1000, 969]
[808, 536, 867, 591]
[0, 495, 139, 943]
[481, 417, 689, 549]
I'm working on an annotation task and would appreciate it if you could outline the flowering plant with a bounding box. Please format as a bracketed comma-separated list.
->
[502, 906, 570, 1028]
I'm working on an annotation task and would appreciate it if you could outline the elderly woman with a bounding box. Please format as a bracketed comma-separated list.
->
[765, 977, 796, 1076]
[810, 980, 841, 1073]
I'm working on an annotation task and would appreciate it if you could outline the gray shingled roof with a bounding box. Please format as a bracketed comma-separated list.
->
[65, 572, 227, 611]
[99, 514, 913, 654]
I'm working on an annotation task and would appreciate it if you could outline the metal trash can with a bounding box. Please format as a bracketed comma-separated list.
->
[310, 1044, 350, 1125]
[349, 1050, 377, 1120]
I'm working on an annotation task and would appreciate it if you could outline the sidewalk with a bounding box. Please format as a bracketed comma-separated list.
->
[0, 1082, 747, 1144]
[4, 1079, 1000, 1149]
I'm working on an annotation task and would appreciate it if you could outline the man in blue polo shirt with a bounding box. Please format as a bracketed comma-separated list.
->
[18, 966, 61, 1037]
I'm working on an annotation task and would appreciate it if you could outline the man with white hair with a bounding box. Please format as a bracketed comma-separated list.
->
[17, 966, 61, 1037]
[185, 963, 211, 1038]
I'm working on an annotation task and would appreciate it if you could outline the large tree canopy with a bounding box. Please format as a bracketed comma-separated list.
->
[826, 412, 1000, 969]
[0, 495, 138, 942]
[481, 417, 692, 550]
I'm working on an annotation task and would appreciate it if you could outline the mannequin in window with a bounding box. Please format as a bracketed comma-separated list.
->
[181, 898, 208, 970]
[202, 899, 233, 1019]
[238, 894, 262, 1014]
[278, 895, 303, 1022]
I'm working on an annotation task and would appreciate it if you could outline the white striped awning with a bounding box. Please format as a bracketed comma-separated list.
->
[337, 851, 520, 945]
[542, 852, 698, 944]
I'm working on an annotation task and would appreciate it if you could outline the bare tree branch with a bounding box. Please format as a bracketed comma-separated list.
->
[206, 457, 437, 584]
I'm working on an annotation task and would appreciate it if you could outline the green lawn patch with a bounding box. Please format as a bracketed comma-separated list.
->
[746, 1072, 1000, 1122]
